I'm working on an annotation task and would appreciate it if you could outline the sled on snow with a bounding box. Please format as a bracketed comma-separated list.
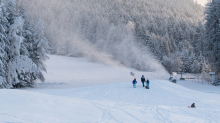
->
[188, 106, 196, 108]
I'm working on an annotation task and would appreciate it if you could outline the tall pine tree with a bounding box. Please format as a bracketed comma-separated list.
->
[205, 0, 220, 73]
[0, 0, 49, 88]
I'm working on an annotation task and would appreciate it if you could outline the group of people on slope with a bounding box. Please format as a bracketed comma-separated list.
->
[132, 75, 196, 108]
[132, 75, 149, 88]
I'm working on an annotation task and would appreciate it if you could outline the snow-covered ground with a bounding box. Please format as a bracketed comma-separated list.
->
[1, 55, 220, 123]
[37, 55, 168, 88]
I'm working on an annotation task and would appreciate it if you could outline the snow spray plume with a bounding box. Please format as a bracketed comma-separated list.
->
[17, 0, 168, 75]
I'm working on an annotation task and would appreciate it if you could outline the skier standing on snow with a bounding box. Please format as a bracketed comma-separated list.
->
[146, 79, 150, 88]
[132, 78, 137, 88]
[141, 75, 145, 87]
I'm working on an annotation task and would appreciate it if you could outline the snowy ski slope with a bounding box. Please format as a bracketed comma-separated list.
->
[0, 55, 220, 123]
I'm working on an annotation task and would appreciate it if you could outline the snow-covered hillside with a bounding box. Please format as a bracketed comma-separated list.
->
[1, 55, 220, 123]
[38, 55, 168, 88]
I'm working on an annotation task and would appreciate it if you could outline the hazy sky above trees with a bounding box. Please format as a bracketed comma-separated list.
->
[195, 0, 208, 6]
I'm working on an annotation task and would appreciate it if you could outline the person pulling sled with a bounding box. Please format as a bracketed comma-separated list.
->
[132, 78, 137, 88]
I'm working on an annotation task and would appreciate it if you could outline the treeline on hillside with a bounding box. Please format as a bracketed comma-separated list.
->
[143, 18, 208, 74]
[0, 0, 49, 88]
[18, 0, 205, 72]
[66, 0, 205, 73]
[148, 0, 220, 75]
[18, 0, 219, 75]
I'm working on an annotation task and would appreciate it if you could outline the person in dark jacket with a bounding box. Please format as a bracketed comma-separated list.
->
[191, 103, 195, 108]
[146, 79, 150, 88]
[132, 78, 137, 88]
[141, 75, 145, 87]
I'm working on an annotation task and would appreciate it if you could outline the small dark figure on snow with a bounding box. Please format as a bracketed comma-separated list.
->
[191, 103, 195, 108]
[141, 75, 145, 87]
[132, 78, 137, 88]
[146, 79, 150, 87]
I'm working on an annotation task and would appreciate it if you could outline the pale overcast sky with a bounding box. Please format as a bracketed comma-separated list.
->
[194, 0, 208, 6]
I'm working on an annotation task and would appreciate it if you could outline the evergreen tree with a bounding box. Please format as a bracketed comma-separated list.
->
[0, 0, 49, 88]
[193, 21, 205, 57]
[22, 14, 49, 84]
[205, 0, 220, 72]
[172, 55, 183, 73]
[202, 60, 211, 74]
[31, 20, 49, 74]
[162, 56, 172, 74]
[191, 60, 201, 73]
[0, 1, 8, 88]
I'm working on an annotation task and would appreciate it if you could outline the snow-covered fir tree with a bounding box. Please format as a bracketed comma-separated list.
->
[0, 0, 10, 88]
[205, 0, 220, 73]
[191, 60, 201, 73]
[0, 0, 49, 88]
[193, 21, 206, 57]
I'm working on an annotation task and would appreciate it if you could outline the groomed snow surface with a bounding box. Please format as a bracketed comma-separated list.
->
[1, 55, 220, 123]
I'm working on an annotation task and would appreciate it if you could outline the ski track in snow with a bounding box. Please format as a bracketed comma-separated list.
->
[13, 80, 219, 123]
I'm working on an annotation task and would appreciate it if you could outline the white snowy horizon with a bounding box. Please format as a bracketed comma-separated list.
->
[195, 0, 208, 6]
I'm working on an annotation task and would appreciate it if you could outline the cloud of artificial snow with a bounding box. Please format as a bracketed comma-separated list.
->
[17, 0, 168, 75]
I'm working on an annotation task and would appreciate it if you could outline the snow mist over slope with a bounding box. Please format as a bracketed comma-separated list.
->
[17, 0, 203, 73]
[37, 55, 169, 88]
[17, 0, 166, 72]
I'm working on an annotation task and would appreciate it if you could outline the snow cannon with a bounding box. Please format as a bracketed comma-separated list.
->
[169, 77, 177, 83]
[130, 71, 135, 76]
